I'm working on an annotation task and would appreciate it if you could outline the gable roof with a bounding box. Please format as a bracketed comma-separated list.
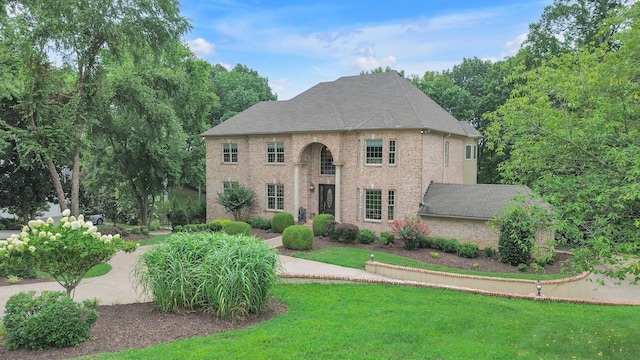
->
[202, 71, 482, 138]
[417, 183, 536, 220]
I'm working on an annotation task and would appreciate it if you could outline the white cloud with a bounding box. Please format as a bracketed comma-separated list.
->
[502, 33, 528, 58]
[268, 77, 292, 98]
[185, 38, 216, 58]
[218, 63, 232, 71]
[351, 55, 397, 72]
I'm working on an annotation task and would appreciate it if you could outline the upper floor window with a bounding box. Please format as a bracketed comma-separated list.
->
[365, 139, 383, 165]
[465, 144, 477, 160]
[223, 143, 238, 163]
[266, 184, 285, 211]
[267, 142, 284, 163]
[320, 145, 335, 175]
[388, 140, 396, 165]
[444, 141, 450, 167]
[223, 181, 238, 191]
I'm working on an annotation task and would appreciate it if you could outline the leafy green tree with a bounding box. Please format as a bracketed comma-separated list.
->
[486, 2, 640, 282]
[409, 71, 474, 121]
[217, 183, 256, 221]
[0, 0, 190, 216]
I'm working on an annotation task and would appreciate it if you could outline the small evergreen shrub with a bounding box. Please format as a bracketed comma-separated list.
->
[498, 205, 535, 266]
[223, 221, 251, 236]
[378, 231, 395, 247]
[312, 213, 335, 236]
[484, 246, 496, 259]
[391, 217, 430, 250]
[3, 291, 98, 350]
[338, 223, 359, 244]
[209, 219, 232, 232]
[247, 217, 271, 230]
[129, 226, 149, 235]
[534, 256, 554, 268]
[457, 243, 480, 258]
[418, 236, 431, 249]
[271, 212, 295, 233]
[430, 237, 449, 251]
[518, 263, 528, 272]
[357, 229, 377, 244]
[325, 220, 340, 242]
[441, 238, 460, 254]
[170, 209, 189, 230]
[282, 225, 314, 250]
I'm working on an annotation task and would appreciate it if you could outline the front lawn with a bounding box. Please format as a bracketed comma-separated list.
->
[91, 284, 638, 360]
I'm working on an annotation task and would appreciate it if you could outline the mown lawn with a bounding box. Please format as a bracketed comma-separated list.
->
[90, 283, 638, 360]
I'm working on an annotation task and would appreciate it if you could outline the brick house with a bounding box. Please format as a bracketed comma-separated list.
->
[202, 71, 482, 235]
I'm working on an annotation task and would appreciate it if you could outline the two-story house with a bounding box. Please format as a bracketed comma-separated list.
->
[202, 71, 484, 235]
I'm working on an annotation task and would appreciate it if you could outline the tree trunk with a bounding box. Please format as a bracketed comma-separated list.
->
[70, 146, 81, 216]
[45, 159, 68, 213]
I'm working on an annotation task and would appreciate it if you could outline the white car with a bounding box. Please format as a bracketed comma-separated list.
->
[88, 213, 106, 225]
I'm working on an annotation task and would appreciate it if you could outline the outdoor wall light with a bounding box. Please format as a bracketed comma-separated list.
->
[371, 253, 375, 262]
[536, 280, 542, 296]
[309, 183, 315, 192]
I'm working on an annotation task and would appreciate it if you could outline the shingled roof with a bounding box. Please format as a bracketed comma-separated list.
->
[417, 183, 537, 220]
[202, 71, 482, 138]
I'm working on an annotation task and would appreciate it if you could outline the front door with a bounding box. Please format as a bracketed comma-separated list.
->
[319, 184, 335, 215]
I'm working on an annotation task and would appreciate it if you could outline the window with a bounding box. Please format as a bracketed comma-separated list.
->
[388, 140, 396, 165]
[266, 184, 284, 211]
[320, 145, 335, 175]
[366, 139, 383, 164]
[365, 189, 382, 220]
[444, 141, 449, 167]
[465, 144, 477, 160]
[223, 181, 238, 191]
[388, 190, 395, 221]
[223, 143, 238, 163]
[267, 142, 284, 163]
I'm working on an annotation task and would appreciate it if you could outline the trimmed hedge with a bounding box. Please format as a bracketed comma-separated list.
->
[457, 243, 480, 258]
[312, 213, 335, 236]
[282, 225, 314, 250]
[271, 212, 295, 233]
[223, 221, 251, 236]
[247, 217, 271, 230]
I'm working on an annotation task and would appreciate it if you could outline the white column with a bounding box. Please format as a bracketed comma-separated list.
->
[293, 163, 300, 222]
[335, 164, 342, 222]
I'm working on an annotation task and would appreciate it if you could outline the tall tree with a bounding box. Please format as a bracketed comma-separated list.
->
[486, 2, 640, 282]
[0, 0, 189, 216]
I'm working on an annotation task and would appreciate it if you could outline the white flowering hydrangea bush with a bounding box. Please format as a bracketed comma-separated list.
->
[0, 209, 138, 297]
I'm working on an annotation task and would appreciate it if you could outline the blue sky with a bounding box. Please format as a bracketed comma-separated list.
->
[180, 1, 551, 100]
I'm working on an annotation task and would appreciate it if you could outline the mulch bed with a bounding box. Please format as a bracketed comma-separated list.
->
[0, 229, 572, 359]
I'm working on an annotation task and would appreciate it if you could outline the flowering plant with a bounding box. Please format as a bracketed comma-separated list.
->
[390, 216, 430, 250]
[0, 209, 138, 297]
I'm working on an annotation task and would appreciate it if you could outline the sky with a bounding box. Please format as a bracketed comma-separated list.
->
[179, 0, 552, 100]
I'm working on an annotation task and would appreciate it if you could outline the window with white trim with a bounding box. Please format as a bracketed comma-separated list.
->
[320, 145, 335, 175]
[266, 184, 284, 211]
[366, 139, 383, 165]
[223, 143, 238, 163]
[267, 142, 284, 163]
[388, 140, 396, 165]
[444, 141, 449, 167]
[365, 189, 382, 220]
[465, 144, 477, 160]
[387, 190, 395, 221]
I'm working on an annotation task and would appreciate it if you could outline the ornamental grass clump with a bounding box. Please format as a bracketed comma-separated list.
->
[135, 232, 280, 318]
[0, 209, 138, 297]
[390, 217, 430, 250]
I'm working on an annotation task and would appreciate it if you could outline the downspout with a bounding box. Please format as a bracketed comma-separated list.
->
[420, 129, 430, 194]
[442, 133, 451, 182]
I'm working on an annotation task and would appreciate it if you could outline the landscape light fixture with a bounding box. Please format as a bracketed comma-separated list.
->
[536, 280, 542, 296]
[371, 253, 374, 262]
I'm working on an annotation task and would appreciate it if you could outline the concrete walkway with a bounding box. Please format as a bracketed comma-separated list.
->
[1, 235, 639, 314]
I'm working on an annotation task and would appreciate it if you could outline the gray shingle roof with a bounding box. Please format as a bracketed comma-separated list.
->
[417, 183, 536, 220]
[202, 71, 482, 138]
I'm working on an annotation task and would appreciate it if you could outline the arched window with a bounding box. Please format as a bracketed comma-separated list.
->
[320, 145, 335, 175]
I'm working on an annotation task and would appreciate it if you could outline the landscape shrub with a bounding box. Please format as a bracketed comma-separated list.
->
[129, 226, 149, 235]
[0, 222, 5, 230]
[0, 258, 37, 279]
[518, 263, 528, 272]
[312, 213, 335, 236]
[498, 205, 536, 266]
[170, 209, 189, 229]
[457, 243, 480, 258]
[223, 221, 251, 236]
[338, 223, 359, 244]
[247, 217, 271, 230]
[484, 246, 496, 259]
[325, 220, 340, 242]
[209, 219, 232, 232]
[149, 219, 162, 231]
[391, 217, 430, 250]
[357, 229, 377, 244]
[418, 236, 432, 249]
[271, 212, 295, 233]
[2, 290, 98, 350]
[135, 232, 279, 318]
[282, 225, 314, 250]
[534, 256, 554, 268]
[441, 238, 460, 254]
[378, 231, 395, 247]
[430, 237, 448, 251]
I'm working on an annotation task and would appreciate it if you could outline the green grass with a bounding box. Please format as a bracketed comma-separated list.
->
[137, 234, 173, 246]
[294, 247, 570, 280]
[89, 283, 640, 360]
[168, 187, 202, 209]
[37, 263, 112, 279]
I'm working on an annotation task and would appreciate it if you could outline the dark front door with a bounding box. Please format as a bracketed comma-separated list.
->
[319, 184, 335, 215]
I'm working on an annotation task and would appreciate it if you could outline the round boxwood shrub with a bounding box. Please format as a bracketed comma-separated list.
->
[357, 229, 377, 244]
[3, 290, 98, 350]
[282, 225, 314, 250]
[223, 221, 251, 236]
[312, 213, 335, 236]
[457, 243, 480, 258]
[271, 212, 295, 233]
